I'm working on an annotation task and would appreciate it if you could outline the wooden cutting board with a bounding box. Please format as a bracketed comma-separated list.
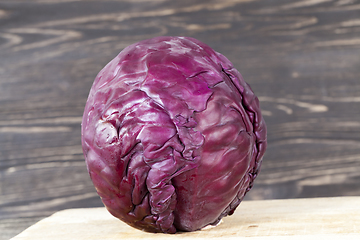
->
[11, 197, 360, 240]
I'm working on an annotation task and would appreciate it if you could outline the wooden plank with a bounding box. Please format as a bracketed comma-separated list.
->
[11, 197, 360, 239]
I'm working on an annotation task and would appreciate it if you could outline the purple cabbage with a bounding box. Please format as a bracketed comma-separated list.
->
[81, 36, 267, 233]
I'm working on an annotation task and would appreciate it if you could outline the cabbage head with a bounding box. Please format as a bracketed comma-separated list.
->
[81, 36, 267, 233]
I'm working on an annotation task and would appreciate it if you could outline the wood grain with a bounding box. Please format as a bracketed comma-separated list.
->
[0, 0, 360, 239]
[11, 197, 360, 239]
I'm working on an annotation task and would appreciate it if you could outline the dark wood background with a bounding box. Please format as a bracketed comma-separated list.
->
[1, 0, 359, 239]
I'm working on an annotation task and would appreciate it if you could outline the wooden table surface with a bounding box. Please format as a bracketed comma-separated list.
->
[0, 0, 359, 239]
[10, 197, 360, 239]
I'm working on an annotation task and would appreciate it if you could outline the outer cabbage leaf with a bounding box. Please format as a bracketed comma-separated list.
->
[81, 36, 267, 233]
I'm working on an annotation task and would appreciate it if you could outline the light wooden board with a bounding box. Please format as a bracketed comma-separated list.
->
[11, 197, 360, 240]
